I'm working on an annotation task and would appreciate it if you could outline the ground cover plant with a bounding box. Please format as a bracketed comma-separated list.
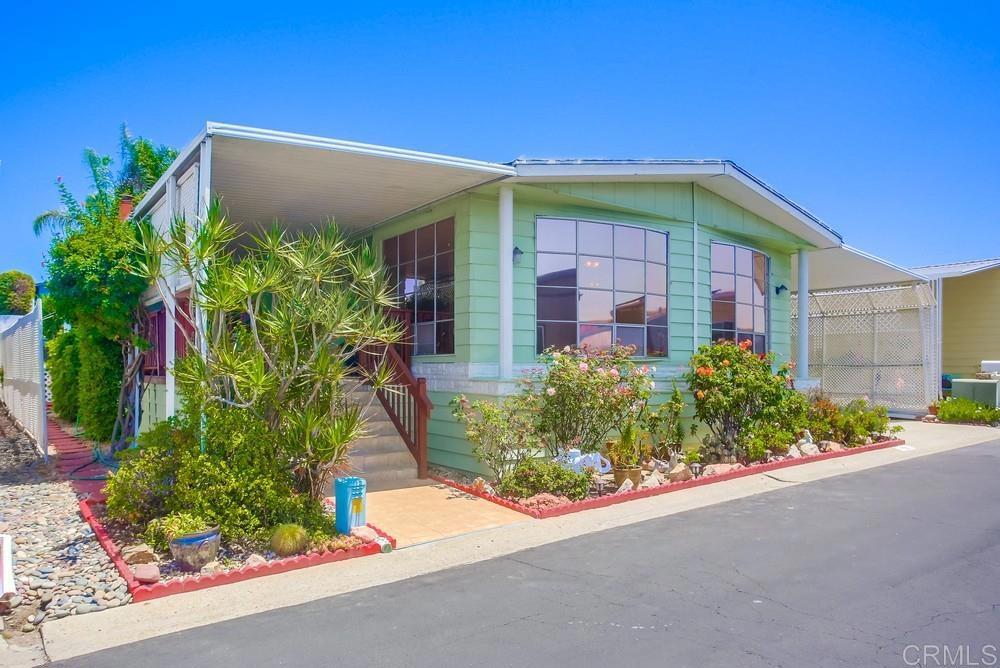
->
[936, 396, 1000, 425]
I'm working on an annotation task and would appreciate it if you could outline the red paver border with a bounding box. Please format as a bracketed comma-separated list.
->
[79, 498, 397, 603]
[431, 438, 907, 519]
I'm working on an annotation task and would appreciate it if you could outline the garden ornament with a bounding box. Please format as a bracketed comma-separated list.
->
[797, 429, 814, 446]
[555, 448, 612, 475]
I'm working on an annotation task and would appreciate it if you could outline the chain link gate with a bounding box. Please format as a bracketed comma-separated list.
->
[791, 284, 937, 415]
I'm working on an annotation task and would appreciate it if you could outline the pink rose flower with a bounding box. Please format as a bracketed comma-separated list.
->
[579, 362, 589, 372]
[546, 387, 556, 396]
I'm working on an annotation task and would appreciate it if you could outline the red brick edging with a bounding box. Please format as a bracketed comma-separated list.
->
[79, 498, 397, 603]
[432, 438, 907, 519]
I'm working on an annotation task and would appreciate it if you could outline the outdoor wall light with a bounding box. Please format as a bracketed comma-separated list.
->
[513, 246, 524, 264]
[775, 284, 788, 295]
[690, 462, 703, 478]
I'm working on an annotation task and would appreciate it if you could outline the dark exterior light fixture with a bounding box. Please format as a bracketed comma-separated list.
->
[775, 284, 788, 295]
[690, 462, 703, 478]
[513, 246, 524, 264]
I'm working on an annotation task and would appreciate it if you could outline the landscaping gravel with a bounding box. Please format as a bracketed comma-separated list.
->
[0, 409, 129, 639]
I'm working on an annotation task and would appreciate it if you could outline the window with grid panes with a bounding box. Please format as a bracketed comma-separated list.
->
[535, 217, 669, 356]
[710, 241, 769, 354]
[382, 218, 455, 355]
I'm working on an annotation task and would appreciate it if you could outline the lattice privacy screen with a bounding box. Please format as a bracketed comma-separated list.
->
[0, 300, 47, 456]
[792, 284, 937, 414]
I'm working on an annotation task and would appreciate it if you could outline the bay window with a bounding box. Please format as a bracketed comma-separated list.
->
[382, 218, 455, 355]
[710, 241, 769, 353]
[536, 217, 668, 356]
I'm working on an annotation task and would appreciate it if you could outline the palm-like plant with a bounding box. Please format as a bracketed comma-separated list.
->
[135, 201, 406, 500]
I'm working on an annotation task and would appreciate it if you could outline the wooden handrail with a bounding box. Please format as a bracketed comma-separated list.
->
[357, 342, 431, 478]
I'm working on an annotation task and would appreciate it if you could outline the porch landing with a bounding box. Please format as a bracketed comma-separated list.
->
[365, 483, 527, 548]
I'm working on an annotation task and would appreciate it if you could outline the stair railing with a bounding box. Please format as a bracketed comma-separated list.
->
[356, 343, 431, 478]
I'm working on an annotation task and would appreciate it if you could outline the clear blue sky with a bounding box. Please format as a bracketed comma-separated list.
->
[2, 1, 997, 280]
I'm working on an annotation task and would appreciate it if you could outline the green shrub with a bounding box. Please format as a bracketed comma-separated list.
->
[937, 396, 1000, 425]
[685, 339, 794, 461]
[270, 524, 308, 557]
[0, 270, 36, 315]
[144, 512, 210, 552]
[105, 420, 190, 524]
[48, 329, 80, 422]
[76, 329, 122, 441]
[451, 394, 541, 484]
[497, 459, 592, 501]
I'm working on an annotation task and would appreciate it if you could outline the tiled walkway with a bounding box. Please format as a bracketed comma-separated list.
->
[45, 416, 109, 499]
[365, 483, 527, 547]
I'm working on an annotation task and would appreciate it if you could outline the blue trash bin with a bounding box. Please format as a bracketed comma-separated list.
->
[334, 476, 367, 534]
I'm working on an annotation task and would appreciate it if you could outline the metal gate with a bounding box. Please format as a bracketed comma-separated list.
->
[791, 284, 937, 414]
[0, 299, 48, 456]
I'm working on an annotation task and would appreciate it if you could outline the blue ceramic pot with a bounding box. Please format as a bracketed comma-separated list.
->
[168, 526, 221, 571]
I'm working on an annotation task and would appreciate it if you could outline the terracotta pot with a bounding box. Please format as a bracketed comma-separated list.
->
[929, 404, 938, 416]
[613, 467, 642, 488]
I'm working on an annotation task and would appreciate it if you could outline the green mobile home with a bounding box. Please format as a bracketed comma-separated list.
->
[132, 123, 893, 483]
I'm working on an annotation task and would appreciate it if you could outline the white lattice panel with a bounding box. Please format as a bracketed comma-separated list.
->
[792, 284, 936, 413]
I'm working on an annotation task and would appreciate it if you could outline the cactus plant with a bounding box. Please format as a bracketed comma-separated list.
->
[270, 523, 308, 557]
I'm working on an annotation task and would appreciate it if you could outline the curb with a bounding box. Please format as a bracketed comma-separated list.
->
[79, 498, 397, 603]
[432, 438, 907, 519]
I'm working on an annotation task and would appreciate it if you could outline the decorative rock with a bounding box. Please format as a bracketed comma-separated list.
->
[799, 442, 820, 456]
[132, 563, 160, 584]
[21, 622, 35, 633]
[75, 603, 99, 615]
[667, 463, 693, 483]
[786, 445, 802, 459]
[200, 561, 223, 575]
[121, 544, 157, 565]
[638, 470, 664, 489]
[245, 554, 268, 568]
[350, 526, 379, 544]
[0, 594, 21, 614]
[520, 493, 571, 510]
[818, 440, 844, 452]
[470, 477, 497, 496]
[702, 463, 745, 477]
[615, 478, 634, 494]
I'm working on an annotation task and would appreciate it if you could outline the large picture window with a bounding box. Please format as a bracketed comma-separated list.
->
[382, 218, 455, 355]
[536, 217, 668, 356]
[710, 241, 768, 354]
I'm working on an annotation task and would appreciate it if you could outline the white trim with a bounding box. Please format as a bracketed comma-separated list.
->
[498, 186, 514, 379]
[133, 127, 208, 219]
[841, 244, 928, 283]
[164, 174, 178, 418]
[797, 248, 810, 381]
[206, 122, 515, 175]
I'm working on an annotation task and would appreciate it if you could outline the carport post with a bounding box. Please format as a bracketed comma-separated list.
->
[498, 185, 514, 379]
[796, 248, 810, 381]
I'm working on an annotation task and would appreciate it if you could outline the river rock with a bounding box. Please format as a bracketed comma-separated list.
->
[786, 445, 802, 459]
[132, 563, 160, 584]
[818, 440, 844, 452]
[350, 526, 379, 544]
[638, 470, 664, 489]
[615, 478, 634, 494]
[667, 463, 693, 483]
[703, 463, 745, 477]
[121, 544, 157, 565]
[245, 554, 268, 568]
[800, 442, 820, 456]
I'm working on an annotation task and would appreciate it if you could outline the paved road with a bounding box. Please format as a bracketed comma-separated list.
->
[60, 441, 1000, 668]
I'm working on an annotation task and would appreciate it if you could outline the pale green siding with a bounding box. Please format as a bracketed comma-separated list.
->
[370, 180, 812, 473]
[140, 379, 166, 434]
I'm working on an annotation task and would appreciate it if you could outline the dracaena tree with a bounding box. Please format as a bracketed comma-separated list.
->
[134, 200, 405, 500]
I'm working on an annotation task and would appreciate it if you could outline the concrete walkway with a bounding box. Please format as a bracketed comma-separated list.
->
[366, 483, 527, 547]
[41, 421, 998, 662]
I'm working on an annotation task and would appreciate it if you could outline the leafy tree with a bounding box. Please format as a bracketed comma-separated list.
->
[0, 270, 36, 314]
[35, 126, 177, 447]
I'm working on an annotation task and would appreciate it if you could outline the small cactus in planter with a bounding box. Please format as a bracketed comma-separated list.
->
[270, 523, 308, 557]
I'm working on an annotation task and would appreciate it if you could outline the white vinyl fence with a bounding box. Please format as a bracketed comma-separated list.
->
[791, 283, 937, 415]
[0, 300, 47, 457]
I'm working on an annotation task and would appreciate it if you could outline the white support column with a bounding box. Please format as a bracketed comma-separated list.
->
[196, 139, 212, 361]
[498, 185, 514, 379]
[796, 248, 810, 381]
[164, 174, 178, 417]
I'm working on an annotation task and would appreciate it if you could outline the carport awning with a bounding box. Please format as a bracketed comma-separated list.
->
[791, 245, 928, 292]
[135, 123, 516, 234]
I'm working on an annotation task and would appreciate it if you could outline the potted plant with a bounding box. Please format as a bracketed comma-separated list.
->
[607, 423, 644, 488]
[928, 400, 939, 416]
[148, 513, 220, 572]
[644, 384, 688, 462]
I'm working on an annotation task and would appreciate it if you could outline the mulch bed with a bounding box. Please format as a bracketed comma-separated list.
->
[432, 438, 907, 519]
[79, 497, 397, 602]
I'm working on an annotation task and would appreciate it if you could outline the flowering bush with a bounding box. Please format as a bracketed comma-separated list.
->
[450, 394, 542, 483]
[525, 345, 656, 455]
[937, 396, 1000, 426]
[806, 393, 896, 444]
[684, 339, 794, 461]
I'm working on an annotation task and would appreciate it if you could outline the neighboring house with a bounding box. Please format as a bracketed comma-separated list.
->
[131, 122, 910, 481]
[911, 258, 1000, 380]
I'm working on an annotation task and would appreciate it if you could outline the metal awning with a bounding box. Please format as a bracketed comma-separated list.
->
[791, 245, 928, 292]
[135, 123, 515, 234]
